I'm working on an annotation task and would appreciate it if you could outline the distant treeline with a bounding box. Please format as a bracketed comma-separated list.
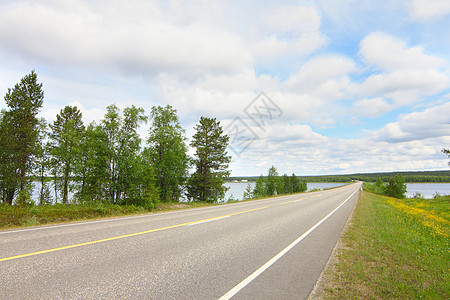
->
[229, 170, 450, 183]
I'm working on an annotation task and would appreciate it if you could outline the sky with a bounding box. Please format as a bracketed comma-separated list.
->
[0, 0, 449, 176]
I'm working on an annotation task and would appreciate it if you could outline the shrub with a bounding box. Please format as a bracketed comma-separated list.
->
[385, 175, 407, 199]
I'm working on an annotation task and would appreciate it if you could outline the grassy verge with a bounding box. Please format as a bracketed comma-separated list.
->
[0, 201, 221, 230]
[0, 203, 151, 229]
[315, 191, 449, 299]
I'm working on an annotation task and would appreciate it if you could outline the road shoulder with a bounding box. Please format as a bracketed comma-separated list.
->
[307, 189, 360, 299]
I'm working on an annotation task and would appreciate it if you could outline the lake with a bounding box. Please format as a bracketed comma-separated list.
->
[224, 182, 347, 201]
[225, 182, 450, 201]
[405, 183, 450, 199]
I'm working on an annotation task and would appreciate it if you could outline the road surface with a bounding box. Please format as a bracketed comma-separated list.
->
[0, 182, 361, 299]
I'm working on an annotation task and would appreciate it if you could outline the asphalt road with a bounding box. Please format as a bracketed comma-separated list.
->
[0, 182, 361, 299]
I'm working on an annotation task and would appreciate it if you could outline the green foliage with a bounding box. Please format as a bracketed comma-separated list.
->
[443, 148, 450, 166]
[291, 173, 307, 193]
[364, 175, 407, 199]
[375, 176, 383, 187]
[243, 183, 253, 200]
[364, 181, 387, 195]
[385, 175, 407, 199]
[14, 187, 33, 207]
[147, 105, 189, 202]
[188, 117, 231, 202]
[76, 123, 110, 202]
[253, 175, 267, 198]
[0, 202, 150, 228]
[49, 106, 84, 204]
[251, 170, 307, 199]
[266, 165, 279, 196]
[0, 110, 19, 204]
[1, 71, 44, 202]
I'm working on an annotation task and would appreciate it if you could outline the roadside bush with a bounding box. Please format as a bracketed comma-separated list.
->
[385, 175, 407, 199]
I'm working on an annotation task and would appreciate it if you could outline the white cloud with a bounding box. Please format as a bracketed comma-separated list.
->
[252, 5, 327, 63]
[266, 5, 321, 35]
[41, 101, 105, 125]
[284, 56, 356, 99]
[0, 1, 252, 79]
[359, 33, 445, 72]
[357, 69, 449, 105]
[352, 97, 392, 118]
[409, 0, 450, 22]
[1, 1, 449, 177]
[368, 102, 450, 142]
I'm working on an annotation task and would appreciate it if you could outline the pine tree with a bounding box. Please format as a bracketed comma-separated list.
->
[0, 110, 19, 204]
[282, 174, 293, 194]
[188, 117, 231, 202]
[266, 166, 278, 196]
[3, 71, 44, 197]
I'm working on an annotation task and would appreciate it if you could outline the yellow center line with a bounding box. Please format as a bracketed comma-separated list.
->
[227, 206, 269, 216]
[0, 206, 269, 262]
[280, 199, 305, 205]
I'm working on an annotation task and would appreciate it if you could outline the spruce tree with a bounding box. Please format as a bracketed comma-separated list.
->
[188, 117, 231, 202]
[3, 71, 44, 199]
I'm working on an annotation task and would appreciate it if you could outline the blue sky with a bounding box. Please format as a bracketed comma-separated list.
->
[0, 0, 449, 176]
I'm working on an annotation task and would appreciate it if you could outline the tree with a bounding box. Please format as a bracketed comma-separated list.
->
[385, 175, 407, 199]
[102, 104, 122, 203]
[100, 105, 148, 204]
[253, 175, 267, 198]
[375, 176, 384, 187]
[3, 71, 44, 196]
[0, 110, 19, 204]
[243, 183, 254, 200]
[115, 106, 149, 204]
[77, 123, 110, 202]
[35, 118, 52, 205]
[443, 148, 450, 166]
[291, 173, 307, 193]
[266, 166, 279, 196]
[281, 173, 293, 194]
[188, 117, 231, 202]
[147, 105, 189, 202]
[49, 106, 84, 204]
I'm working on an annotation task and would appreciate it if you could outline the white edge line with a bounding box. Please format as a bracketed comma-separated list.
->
[218, 186, 360, 300]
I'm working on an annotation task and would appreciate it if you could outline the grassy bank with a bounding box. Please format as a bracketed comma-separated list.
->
[315, 191, 449, 299]
[0, 201, 218, 229]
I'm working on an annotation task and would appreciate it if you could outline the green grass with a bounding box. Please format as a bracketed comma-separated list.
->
[318, 191, 449, 299]
[0, 203, 150, 229]
[0, 201, 226, 230]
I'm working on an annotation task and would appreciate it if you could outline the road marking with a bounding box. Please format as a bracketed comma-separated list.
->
[186, 216, 230, 226]
[0, 206, 269, 262]
[228, 207, 268, 216]
[280, 198, 305, 205]
[218, 188, 359, 300]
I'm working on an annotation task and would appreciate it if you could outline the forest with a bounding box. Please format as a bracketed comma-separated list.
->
[0, 71, 231, 208]
[229, 170, 450, 183]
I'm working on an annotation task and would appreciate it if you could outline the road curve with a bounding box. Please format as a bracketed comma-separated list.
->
[0, 182, 361, 299]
